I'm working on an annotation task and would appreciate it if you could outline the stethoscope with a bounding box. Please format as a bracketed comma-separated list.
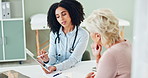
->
[55, 26, 78, 54]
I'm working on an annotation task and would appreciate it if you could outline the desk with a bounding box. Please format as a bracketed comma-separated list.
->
[0, 60, 96, 78]
[63, 60, 96, 78]
[118, 19, 130, 40]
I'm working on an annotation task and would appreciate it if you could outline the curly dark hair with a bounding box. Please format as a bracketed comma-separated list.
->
[47, 0, 85, 34]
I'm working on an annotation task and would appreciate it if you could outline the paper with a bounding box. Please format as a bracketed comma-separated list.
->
[44, 71, 71, 78]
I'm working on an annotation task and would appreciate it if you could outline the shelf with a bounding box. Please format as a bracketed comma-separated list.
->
[0, 0, 26, 62]
[1, 18, 23, 21]
[1, 0, 23, 19]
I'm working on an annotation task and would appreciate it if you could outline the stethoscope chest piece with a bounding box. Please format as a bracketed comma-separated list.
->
[69, 48, 74, 53]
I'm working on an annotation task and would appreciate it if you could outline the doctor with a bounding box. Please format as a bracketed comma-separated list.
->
[39, 0, 89, 74]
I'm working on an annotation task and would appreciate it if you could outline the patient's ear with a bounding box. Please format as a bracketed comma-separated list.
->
[95, 34, 101, 41]
[96, 33, 100, 38]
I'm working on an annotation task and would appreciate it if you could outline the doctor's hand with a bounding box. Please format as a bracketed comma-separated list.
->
[91, 43, 102, 63]
[38, 49, 49, 63]
[86, 72, 95, 78]
[42, 66, 57, 74]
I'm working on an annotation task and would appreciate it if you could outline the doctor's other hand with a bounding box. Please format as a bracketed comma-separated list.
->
[38, 49, 49, 62]
[42, 66, 57, 74]
[86, 72, 95, 78]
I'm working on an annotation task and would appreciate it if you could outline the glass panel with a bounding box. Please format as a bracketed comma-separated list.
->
[0, 21, 3, 60]
[3, 20, 25, 60]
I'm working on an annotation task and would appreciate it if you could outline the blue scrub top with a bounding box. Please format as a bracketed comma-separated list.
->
[47, 26, 89, 71]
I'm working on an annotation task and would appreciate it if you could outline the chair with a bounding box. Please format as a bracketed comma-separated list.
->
[81, 50, 91, 61]
[30, 14, 50, 56]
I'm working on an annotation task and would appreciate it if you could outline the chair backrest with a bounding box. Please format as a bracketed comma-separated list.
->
[81, 50, 91, 61]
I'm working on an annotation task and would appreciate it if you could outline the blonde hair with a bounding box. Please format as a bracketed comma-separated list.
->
[85, 9, 121, 47]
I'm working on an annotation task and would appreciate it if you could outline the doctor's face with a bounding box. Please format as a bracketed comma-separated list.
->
[55, 7, 72, 28]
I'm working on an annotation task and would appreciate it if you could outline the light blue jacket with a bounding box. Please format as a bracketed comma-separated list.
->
[47, 26, 89, 71]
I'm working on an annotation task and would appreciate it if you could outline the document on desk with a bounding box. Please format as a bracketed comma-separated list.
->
[44, 71, 71, 78]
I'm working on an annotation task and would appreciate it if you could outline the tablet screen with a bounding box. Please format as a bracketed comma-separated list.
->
[26, 49, 50, 72]
[30, 55, 50, 72]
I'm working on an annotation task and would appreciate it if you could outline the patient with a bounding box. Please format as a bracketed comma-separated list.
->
[84, 9, 132, 78]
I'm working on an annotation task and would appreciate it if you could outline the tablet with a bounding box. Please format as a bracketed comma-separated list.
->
[26, 49, 50, 72]
[31, 56, 50, 72]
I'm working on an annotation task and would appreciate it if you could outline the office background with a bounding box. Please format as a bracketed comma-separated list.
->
[24, 0, 135, 59]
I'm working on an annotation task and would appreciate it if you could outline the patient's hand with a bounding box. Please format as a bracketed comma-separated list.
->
[91, 43, 102, 63]
[86, 72, 95, 78]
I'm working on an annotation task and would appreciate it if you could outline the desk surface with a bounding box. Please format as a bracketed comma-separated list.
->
[0, 60, 96, 78]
